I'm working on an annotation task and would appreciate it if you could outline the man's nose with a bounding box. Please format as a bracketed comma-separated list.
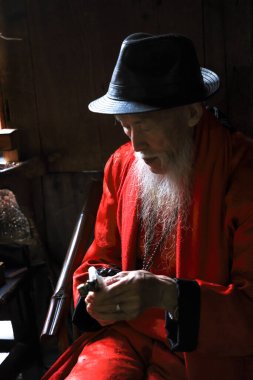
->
[131, 128, 147, 152]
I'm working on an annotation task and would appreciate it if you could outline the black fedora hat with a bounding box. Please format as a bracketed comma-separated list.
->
[88, 33, 220, 114]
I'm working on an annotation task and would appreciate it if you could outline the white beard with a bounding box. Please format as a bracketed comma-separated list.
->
[132, 134, 194, 267]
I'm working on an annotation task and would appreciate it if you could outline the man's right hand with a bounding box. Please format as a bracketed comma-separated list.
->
[85, 290, 117, 326]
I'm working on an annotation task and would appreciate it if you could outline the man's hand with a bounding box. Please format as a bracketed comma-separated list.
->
[85, 270, 178, 322]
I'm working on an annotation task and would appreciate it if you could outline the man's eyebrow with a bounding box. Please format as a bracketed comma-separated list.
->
[114, 116, 146, 124]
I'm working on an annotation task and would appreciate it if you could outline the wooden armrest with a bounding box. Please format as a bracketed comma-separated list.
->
[40, 178, 103, 343]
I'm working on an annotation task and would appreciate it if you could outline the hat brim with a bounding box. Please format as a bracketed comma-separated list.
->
[88, 67, 220, 115]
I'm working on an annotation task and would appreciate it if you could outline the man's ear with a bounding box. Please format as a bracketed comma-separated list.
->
[187, 103, 203, 127]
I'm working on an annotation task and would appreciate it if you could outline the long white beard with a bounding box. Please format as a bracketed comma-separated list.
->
[132, 135, 194, 267]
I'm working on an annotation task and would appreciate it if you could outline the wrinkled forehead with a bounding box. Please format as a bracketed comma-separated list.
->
[114, 112, 151, 124]
[114, 107, 188, 125]
[115, 108, 177, 122]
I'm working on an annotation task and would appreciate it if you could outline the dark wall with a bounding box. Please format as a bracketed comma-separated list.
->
[0, 0, 252, 275]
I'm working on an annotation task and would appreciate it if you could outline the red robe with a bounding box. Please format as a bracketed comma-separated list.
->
[43, 109, 253, 380]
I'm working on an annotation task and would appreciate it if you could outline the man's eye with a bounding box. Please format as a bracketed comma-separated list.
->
[114, 119, 124, 127]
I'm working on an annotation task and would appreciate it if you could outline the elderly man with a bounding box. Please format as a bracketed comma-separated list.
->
[43, 33, 253, 380]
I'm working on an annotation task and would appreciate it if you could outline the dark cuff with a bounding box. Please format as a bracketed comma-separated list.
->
[72, 296, 102, 332]
[165, 279, 200, 352]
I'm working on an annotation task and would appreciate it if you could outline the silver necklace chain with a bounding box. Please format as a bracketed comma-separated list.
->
[141, 224, 171, 271]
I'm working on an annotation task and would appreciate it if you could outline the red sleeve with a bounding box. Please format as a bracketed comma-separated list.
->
[195, 149, 253, 356]
[73, 143, 134, 306]
[72, 154, 121, 305]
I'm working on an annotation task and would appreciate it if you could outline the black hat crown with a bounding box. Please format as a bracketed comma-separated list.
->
[89, 33, 220, 114]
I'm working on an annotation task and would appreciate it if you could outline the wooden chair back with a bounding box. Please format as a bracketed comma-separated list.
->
[40, 177, 103, 352]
